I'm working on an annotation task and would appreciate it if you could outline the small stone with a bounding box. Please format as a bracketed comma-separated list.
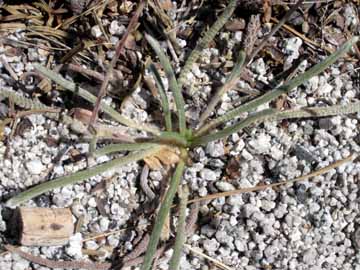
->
[200, 168, 217, 181]
[235, 239, 246, 252]
[302, 248, 317, 265]
[203, 238, 219, 253]
[248, 133, 271, 154]
[99, 217, 110, 231]
[260, 199, 276, 211]
[319, 118, 335, 130]
[25, 159, 44, 175]
[215, 181, 235, 192]
[66, 233, 83, 259]
[109, 21, 126, 35]
[206, 141, 225, 158]
[352, 227, 360, 249]
[91, 25, 102, 38]
[88, 197, 97, 208]
[234, 31, 242, 42]
[12, 259, 30, 270]
[251, 58, 266, 76]
[283, 37, 302, 58]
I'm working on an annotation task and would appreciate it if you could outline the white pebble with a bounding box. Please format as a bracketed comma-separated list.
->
[25, 159, 44, 175]
[91, 25, 102, 38]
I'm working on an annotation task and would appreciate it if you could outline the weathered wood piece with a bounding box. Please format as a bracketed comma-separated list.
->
[18, 207, 74, 246]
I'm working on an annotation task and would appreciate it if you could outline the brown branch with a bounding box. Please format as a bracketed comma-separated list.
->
[248, 0, 304, 64]
[4, 245, 111, 270]
[89, 0, 145, 125]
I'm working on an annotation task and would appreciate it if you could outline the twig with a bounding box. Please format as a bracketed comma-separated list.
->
[90, 1, 145, 125]
[184, 244, 234, 270]
[185, 201, 199, 235]
[186, 154, 356, 204]
[123, 233, 150, 262]
[65, 63, 105, 81]
[248, 0, 304, 64]
[5, 243, 167, 270]
[0, 56, 19, 80]
[4, 244, 111, 270]
[140, 165, 156, 201]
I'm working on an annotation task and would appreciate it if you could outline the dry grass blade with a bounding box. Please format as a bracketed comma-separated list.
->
[184, 244, 234, 270]
[187, 154, 355, 204]
[90, 0, 145, 125]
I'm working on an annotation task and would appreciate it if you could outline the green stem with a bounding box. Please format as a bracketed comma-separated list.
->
[195, 36, 359, 136]
[141, 155, 186, 270]
[6, 146, 163, 207]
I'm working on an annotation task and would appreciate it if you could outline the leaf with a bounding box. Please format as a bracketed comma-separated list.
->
[144, 146, 180, 170]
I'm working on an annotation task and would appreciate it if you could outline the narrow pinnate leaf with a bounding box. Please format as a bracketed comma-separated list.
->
[149, 63, 172, 131]
[178, 0, 238, 91]
[6, 146, 163, 207]
[192, 101, 360, 146]
[94, 142, 158, 157]
[169, 185, 189, 270]
[195, 36, 359, 136]
[145, 34, 187, 136]
[199, 50, 246, 124]
[35, 64, 160, 135]
[141, 155, 186, 270]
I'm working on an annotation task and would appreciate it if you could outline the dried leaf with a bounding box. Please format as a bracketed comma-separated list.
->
[144, 146, 179, 170]
[225, 18, 246, 31]
[144, 156, 163, 170]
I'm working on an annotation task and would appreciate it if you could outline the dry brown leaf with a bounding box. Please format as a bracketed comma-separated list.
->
[144, 156, 163, 170]
[144, 146, 180, 170]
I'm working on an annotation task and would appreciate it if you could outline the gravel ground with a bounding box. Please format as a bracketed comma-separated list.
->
[0, 1, 360, 270]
